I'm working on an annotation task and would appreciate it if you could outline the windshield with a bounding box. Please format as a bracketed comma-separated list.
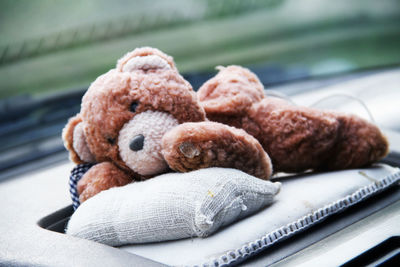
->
[0, 0, 399, 179]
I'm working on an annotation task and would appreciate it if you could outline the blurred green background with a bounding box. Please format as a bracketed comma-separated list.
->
[0, 0, 400, 179]
[1, 0, 400, 99]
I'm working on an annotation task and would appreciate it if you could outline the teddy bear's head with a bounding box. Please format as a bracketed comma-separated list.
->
[64, 47, 206, 177]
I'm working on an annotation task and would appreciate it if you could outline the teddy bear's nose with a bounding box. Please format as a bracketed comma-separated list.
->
[129, 134, 145, 151]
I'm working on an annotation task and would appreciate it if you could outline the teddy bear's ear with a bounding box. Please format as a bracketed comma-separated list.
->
[62, 114, 96, 164]
[198, 66, 265, 116]
[116, 47, 177, 73]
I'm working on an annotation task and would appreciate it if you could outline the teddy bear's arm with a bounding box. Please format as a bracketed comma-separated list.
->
[77, 162, 133, 203]
[162, 121, 273, 180]
[62, 114, 95, 164]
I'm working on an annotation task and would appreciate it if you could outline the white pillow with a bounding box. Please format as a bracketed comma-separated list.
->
[66, 168, 281, 246]
[120, 164, 400, 266]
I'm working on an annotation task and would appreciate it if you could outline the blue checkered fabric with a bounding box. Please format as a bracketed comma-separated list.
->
[69, 164, 94, 210]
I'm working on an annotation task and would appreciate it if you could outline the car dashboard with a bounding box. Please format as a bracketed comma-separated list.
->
[1, 68, 400, 267]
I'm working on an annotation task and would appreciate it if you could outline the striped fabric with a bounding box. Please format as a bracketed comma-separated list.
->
[69, 164, 94, 210]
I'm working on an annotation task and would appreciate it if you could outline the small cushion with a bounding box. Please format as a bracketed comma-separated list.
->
[120, 164, 400, 266]
[66, 168, 281, 245]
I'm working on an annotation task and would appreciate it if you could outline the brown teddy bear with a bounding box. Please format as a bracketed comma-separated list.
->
[63, 47, 272, 204]
[198, 65, 389, 173]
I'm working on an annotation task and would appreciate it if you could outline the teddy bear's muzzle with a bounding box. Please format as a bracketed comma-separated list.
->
[118, 110, 179, 176]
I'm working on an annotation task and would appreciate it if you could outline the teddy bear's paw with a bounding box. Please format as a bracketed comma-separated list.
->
[77, 162, 132, 203]
[162, 121, 273, 180]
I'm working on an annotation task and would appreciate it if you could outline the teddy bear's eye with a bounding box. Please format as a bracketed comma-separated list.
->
[107, 137, 116, 145]
[130, 101, 139, 112]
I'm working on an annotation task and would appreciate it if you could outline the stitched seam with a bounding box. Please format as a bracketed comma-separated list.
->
[200, 170, 400, 267]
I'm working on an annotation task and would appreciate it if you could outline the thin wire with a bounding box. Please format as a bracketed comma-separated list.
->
[309, 91, 375, 123]
[264, 90, 296, 105]
[264, 89, 375, 123]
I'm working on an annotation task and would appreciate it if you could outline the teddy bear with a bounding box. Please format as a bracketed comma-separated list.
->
[197, 65, 389, 173]
[62, 47, 273, 204]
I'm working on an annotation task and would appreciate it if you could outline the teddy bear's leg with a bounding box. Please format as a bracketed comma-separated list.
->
[62, 114, 95, 164]
[77, 162, 132, 203]
[247, 97, 340, 172]
[322, 113, 389, 170]
[249, 98, 389, 172]
[162, 121, 273, 179]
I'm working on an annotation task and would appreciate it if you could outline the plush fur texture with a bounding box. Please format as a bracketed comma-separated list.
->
[116, 46, 177, 72]
[198, 65, 389, 172]
[64, 48, 387, 204]
[62, 114, 85, 165]
[73, 123, 96, 163]
[77, 162, 132, 202]
[63, 47, 273, 203]
[118, 110, 179, 176]
[80, 68, 206, 173]
[162, 122, 272, 179]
